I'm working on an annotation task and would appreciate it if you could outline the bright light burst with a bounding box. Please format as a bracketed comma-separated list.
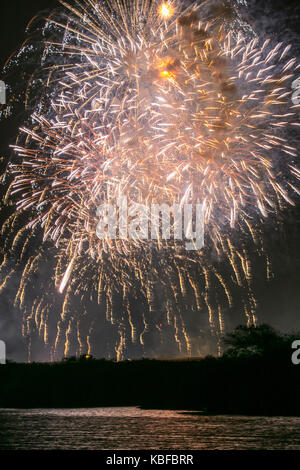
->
[1, 0, 299, 360]
[159, 2, 173, 18]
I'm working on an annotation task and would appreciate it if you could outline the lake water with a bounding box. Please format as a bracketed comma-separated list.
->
[0, 407, 300, 450]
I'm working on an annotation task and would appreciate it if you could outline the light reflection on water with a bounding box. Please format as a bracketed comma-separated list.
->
[0, 407, 299, 450]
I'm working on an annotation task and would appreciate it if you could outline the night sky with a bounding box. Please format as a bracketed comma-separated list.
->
[0, 0, 300, 362]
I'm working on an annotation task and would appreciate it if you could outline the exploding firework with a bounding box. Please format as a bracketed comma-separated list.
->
[0, 0, 299, 360]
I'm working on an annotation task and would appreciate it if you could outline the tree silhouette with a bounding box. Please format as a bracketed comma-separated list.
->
[223, 323, 298, 358]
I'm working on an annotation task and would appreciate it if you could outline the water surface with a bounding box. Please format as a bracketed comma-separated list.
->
[0, 407, 299, 450]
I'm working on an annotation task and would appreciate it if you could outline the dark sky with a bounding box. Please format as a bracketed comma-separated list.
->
[0, 2, 58, 67]
[0, 2, 59, 361]
[0, 0, 300, 361]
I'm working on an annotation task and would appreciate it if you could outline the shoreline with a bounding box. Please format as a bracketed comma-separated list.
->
[1, 354, 299, 416]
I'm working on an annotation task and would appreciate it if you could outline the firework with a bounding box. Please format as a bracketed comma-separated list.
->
[1, 0, 299, 360]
